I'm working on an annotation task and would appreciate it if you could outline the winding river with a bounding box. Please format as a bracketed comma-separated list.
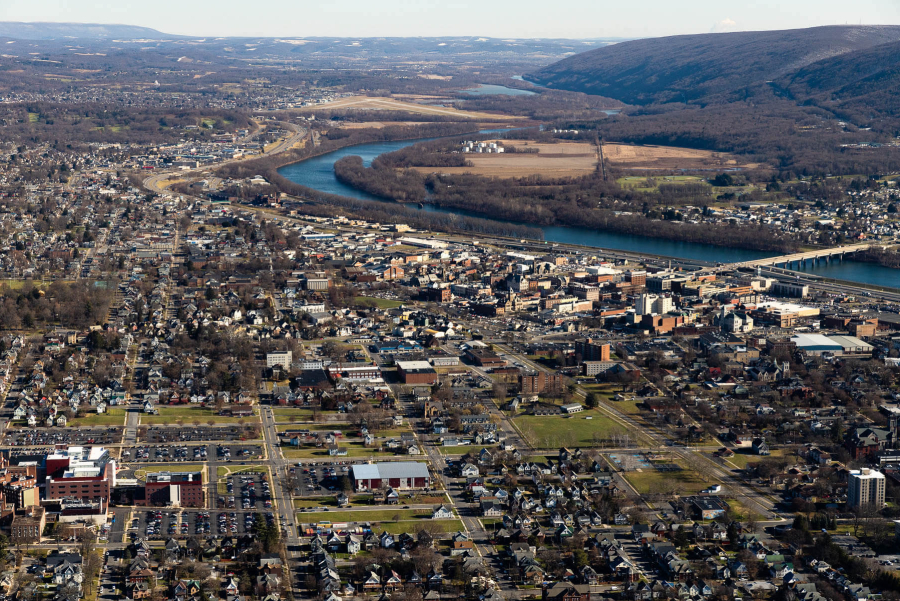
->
[277, 136, 900, 289]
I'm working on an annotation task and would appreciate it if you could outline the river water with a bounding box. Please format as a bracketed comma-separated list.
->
[278, 136, 900, 289]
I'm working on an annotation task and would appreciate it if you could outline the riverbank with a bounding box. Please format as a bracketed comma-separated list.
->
[275, 132, 900, 288]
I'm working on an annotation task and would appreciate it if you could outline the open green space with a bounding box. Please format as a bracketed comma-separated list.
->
[272, 408, 318, 417]
[295, 497, 339, 509]
[217, 465, 269, 478]
[623, 461, 716, 496]
[28, 112, 39, 123]
[513, 412, 624, 448]
[303, 508, 437, 522]
[438, 445, 483, 454]
[353, 296, 405, 309]
[376, 520, 462, 535]
[134, 464, 204, 479]
[68, 408, 126, 426]
[142, 405, 259, 424]
[724, 447, 785, 469]
[281, 443, 399, 458]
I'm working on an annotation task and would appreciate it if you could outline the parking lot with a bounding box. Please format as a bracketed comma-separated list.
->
[294, 462, 349, 497]
[3, 426, 122, 446]
[131, 508, 277, 540]
[119, 443, 265, 463]
[123, 444, 209, 462]
[141, 425, 260, 443]
[217, 473, 272, 510]
[216, 444, 265, 461]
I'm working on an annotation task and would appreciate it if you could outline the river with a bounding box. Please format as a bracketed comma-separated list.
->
[277, 136, 900, 288]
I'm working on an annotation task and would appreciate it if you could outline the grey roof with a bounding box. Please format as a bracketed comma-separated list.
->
[351, 462, 429, 480]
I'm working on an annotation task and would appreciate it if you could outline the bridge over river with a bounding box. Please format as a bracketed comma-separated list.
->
[725, 242, 875, 270]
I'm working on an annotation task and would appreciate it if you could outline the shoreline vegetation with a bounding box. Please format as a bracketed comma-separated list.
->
[217, 122, 544, 240]
[330, 137, 799, 254]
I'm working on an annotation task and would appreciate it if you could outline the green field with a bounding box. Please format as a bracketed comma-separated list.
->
[623, 462, 715, 496]
[295, 497, 339, 509]
[581, 384, 644, 415]
[281, 443, 398, 459]
[513, 412, 625, 448]
[134, 464, 204, 479]
[304, 509, 437, 522]
[69, 408, 126, 426]
[353, 296, 405, 309]
[142, 406, 258, 424]
[725, 448, 785, 469]
[298, 509, 462, 535]
[217, 465, 269, 478]
[361, 520, 462, 535]
[438, 445, 482, 454]
[272, 408, 318, 418]
[28, 112, 39, 123]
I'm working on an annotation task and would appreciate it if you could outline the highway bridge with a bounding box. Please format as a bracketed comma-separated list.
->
[726, 242, 874, 270]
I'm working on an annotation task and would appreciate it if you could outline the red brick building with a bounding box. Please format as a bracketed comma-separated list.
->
[396, 361, 438, 385]
[575, 339, 610, 362]
[351, 462, 431, 492]
[45, 446, 115, 503]
[519, 372, 563, 395]
[141, 472, 204, 507]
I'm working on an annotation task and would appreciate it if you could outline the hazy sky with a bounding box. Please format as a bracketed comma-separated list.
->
[2, 0, 900, 38]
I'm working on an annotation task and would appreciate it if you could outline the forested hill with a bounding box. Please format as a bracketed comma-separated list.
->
[526, 25, 900, 105]
[0, 22, 170, 40]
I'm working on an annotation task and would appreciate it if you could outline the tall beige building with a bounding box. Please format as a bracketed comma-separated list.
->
[848, 468, 886, 508]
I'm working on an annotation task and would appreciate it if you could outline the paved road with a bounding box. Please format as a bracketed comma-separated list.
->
[261, 406, 305, 596]
[494, 344, 780, 520]
[144, 124, 306, 194]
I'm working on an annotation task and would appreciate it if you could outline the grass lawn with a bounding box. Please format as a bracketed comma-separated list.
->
[272, 408, 318, 418]
[623, 462, 716, 496]
[302, 509, 436, 522]
[217, 465, 269, 478]
[353, 296, 405, 309]
[438, 445, 483, 455]
[727, 499, 766, 522]
[142, 406, 259, 424]
[28, 112, 39, 123]
[378, 520, 462, 535]
[281, 443, 398, 458]
[134, 464, 204, 479]
[726, 448, 784, 469]
[513, 412, 625, 448]
[69, 408, 126, 426]
[298, 511, 462, 534]
[295, 497, 338, 509]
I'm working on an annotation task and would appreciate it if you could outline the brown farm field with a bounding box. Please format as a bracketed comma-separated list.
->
[293, 95, 523, 121]
[603, 142, 758, 170]
[409, 140, 754, 178]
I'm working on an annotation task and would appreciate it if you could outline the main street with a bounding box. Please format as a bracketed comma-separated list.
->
[260, 405, 306, 597]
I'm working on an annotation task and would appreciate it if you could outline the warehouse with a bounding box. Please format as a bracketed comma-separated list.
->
[396, 360, 438, 385]
[351, 462, 431, 492]
[791, 333, 873, 357]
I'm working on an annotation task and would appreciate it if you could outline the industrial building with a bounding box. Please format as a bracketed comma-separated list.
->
[351, 462, 430, 492]
[395, 360, 438, 385]
[790, 333, 874, 356]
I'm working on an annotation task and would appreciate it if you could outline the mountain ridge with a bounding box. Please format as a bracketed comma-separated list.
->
[526, 25, 900, 105]
[0, 21, 174, 40]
